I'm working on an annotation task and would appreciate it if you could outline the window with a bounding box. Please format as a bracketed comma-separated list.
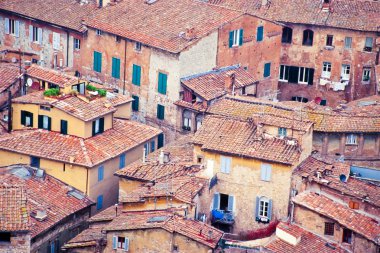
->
[157, 104, 165, 120]
[96, 29, 102, 36]
[132, 95, 139, 111]
[278, 127, 287, 137]
[196, 114, 203, 131]
[40, 105, 50, 111]
[150, 140, 155, 153]
[298, 67, 313, 84]
[0, 232, 11, 242]
[38, 115, 51, 130]
[364, 37, 373, 52]
[213, 193, 234, 212]
[255, 196, 272, 222]
[157, 133, 164, 149]
[346, 134, 357, 145]
[260, 164, 272, 181]
[342, 228, 352, 244]
[326, 35, 333, 46]
[60, 120, 68, 135]
[362, 68, 371, 82]
[264, 62, 271, 78]
[324, 222, 334, 236]
[74, 38, 80, 50]
[292, 96, 309, 103]
[341, 64, 350, 80]
[132, 64, 141, 86]
[53, 32, 60, 50]
[322, 62, 332, 78]
[29, 26, 42, 44]
[115, 35, 121, 43]
[119, 153, 126, 169]
[92, 117, 104, 136]
[96, 195, 103, 210]
[93, 51, 102, 72]
[50, 241, 56, 253]
[229, 29, 243, 47]
[302, 29, 314, 46]
[112, 57, 121, 79]
[279, 65, 289, 82]
[281, 27, 292, 43]
[21, 110, 33, 127]
[4, 18, 19, 37]
[158, 72, 168, 95]
[135, 42, 142, 51]
[349, 200, 359, 209]
[220, 156, 232, 174]
[72, 82, 85, 94]
[257, 26, 264, 42]
[183, 110, 192, 131]
[30, 156, 40, 168]
[98, 165, 104, 181]
[344, 37, 352, 49]
[112, 236, 129, 251]
[144, 143, 149, 157]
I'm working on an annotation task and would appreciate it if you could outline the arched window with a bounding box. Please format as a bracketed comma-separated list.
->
[302, 29, 314, 46]
[196, 114, 203, 131]
[183, 110, 192, 131]
[281, 27, 292, 44]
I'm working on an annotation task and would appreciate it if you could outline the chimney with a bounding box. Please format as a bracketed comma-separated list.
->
[34, 209, 48, 221]
[159, 150, 165, 164]
[321, 0, 331, 12]
[261, 0, 270, 6]
[225, 73, 235, 93]
[185, 27, 195, 40]
[276, 224, 301, 246]
[143, 148, 146, 163]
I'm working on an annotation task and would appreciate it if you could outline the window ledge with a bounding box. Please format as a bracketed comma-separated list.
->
[345, 143, 358, 146]
[324, 45, 335, 50]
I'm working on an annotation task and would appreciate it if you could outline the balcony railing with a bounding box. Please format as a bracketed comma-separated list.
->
[211, 209, 234, 225]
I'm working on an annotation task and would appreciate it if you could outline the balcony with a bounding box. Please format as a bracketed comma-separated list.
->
[211, 209, 234, 225]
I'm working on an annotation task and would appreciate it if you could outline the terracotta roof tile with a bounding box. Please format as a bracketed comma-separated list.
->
[0, 119, 162, 167]
[292, 192, 380, 244]
[0, 63, 21, 94]
[0, 0, 97, 32]
[62, 226, 103, 249]
[26, 65, 79, 88]
[193, 115, 301, 165]
[181, 65, 256, 101]
[174, 100, 208, 112]
[85, 0, 243, 53]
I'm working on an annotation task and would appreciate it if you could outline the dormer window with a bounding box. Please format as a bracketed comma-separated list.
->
[92, 117, 104, 136]
[38, 115, 51, 130]
[278, 127, 287, 137]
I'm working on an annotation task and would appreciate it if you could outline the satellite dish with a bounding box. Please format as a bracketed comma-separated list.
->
[26, 78, 33, 87]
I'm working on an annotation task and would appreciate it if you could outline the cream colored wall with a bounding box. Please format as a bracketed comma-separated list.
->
[114, 102, 132, 119]
[194, 145, 293, 233]
[83, 112, 113, 138]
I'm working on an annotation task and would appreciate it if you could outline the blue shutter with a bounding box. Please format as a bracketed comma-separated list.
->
[239, 29, 243, 46]
[4, 18, 9, 34]
[119, 153, 126, 169]
[150, 141, 155, 153]
[112, 236, 117, 249]
[268, 199, 273, 221]
[255, 196, 260, 220]
[227, 195, 234, 212]
[257, 26, 263, 42]
[213, 193, 220, 210]
[228, 31, 234, 48]
[97, 195, 103, 210]
[98, 166, 104, 181]
[124, 238, 129, 251]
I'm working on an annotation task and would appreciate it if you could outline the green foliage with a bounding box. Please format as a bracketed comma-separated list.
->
[86, 84, 107, 97]
[86, 84, 97, 91]
[98, 89, 107, 97]
[43, 88, 60, 97]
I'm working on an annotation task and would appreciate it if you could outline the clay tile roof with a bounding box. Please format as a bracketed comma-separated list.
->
[0, 165, 93, 237]
[266, 222, 348, 253]
[193, 115, 301, 165]
[0, 184, 29, 232]
[294, 156, 380, 208]
[26, 65, 79, 88]
[0, 119, 162, 167]
[208, 0, 380, 32]
[173, 100, 208, 112]
[0, 63, 21, 94]
[181, 65, 257, 101]
[103, 210, 223, 248]
[0, 0, 97, 32]
[61, 226, 103, 249]
[85, 0, 243, 53]
[292, 192, 380, 244]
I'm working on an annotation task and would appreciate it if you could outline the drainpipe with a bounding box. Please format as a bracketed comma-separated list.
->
[66, 31, 70, 67]
[123, 39, 127, 94]
[290, 201, 295, 223]
[7, 90, 12, 133]
[85, 167, 89, 195]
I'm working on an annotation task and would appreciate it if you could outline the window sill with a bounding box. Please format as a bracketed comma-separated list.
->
[345, 143, 358, 146]
[324, 45, 335, 50]
[361, 81, 370, 85]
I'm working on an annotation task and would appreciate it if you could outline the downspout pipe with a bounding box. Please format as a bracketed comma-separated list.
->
[123, 39, 127, 94]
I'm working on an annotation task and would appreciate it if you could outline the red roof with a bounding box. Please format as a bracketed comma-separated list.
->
[0, 63, 21, 94]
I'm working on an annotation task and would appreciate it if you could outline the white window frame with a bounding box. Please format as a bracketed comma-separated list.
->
[94, 118, 100, 134]
[278, 127, 287, 137]
[74, 38, 80, 50]
[322, 62, 332, 79]
[231, 29, 241, 47]
[135, 42, 142, 52]
[364, 37, 373, 51]
[362, 68, 371, 83]
[298, 67, 308, 84]
[220, 156, 232, 174]
[346, 134, 357, 145]
[260, 164, 272, 181]
[279, 65, 289, 82]
[53, 32, 60, 50]
[25, 114, 32, 127]
[42, 115, 49, 129]
[344, 37, 352, 49]
[341, 64, 350, 81]
[259, 197, 269, 219]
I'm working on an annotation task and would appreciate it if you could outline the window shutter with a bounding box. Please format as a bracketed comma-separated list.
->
[124, 238, 129, 251]
[38, 115, 43, 129]
[220, 157, 225, 173]
[112, 236, 117, 249]
[257, 26, 263, 42]
[29, 25, 33, 42]
[264, 63, 271, 78]
[99, 117, 104, 133]
[92, 120, 96, 136]
[255, 196, 260, 219]
[226, 157, 231, 173]
[61, 120, 68, 134]
[260, 166, 266, 181]
[227, 195, 234, 212]
[132, 65, 141, 86]
[4, 18, 9, 34]
[30, 113, 34, 127]
[38, 28, 43, 44]
[228, 31, 234, 48]
[157, 133, 164, 149]
[21, 111, 26, 125]
[150, 141, 155, 153]
[308, 68, 314, 85]
[213, 193, 220, 210]
[137, 65, 141, 85]
[119, 154, 126, 169]
[268, 199, 273, 221]
[15, 21, 19, 37]
[98, 166, 104, 181]
[97, 195, 103, 210]
[47, 117, 51, 130]
[158, 72, 167, 95]
[239, 29, 243, 46]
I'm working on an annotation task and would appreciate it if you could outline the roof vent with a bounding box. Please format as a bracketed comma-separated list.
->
[35, 169, 45, 178]
[31, 209, 48, 222]
[147, 216, 167, 223]
[339, 174, 347, 182]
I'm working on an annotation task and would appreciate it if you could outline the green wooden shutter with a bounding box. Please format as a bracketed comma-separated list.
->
[308, 68, 315, 85]
[99, 117, 104, 133]
[132, 95, 139, 111]
[229, 31, 234, 48]
[60, 120, 68, 135]
[38, 115, 43, 129]
[112, 57, 120, 79]
[239, 29, 243, 46]
[264, 63, 271, 78]
[157, 105, 164, 120]
[158, 72, 167, 95]
[132, 64, 141, 86]
[29, 113, 34, 127]
[257, 26, 263, 42]
[157, 133, 164, 148]
[93, 51, 102, 72]
[92, 121, 96, 136]
[47, 117, 51, 130]
[21, 111, 26, 125]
